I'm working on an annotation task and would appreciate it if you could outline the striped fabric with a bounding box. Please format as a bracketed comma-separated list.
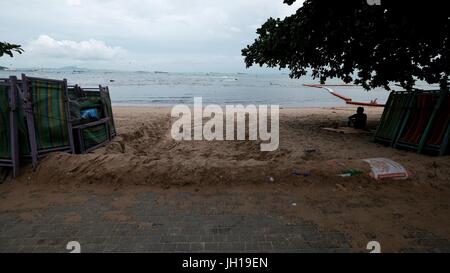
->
[80, 89, 116, 136]
[0, 84, 11, 159]
[427, 95, 450, 146]
[375, 92, 412, 142]
[400, 93, 439, 145]
[31, 80, 70, 150]
[17, 100, 31, 156]
[82, 123, 108, 150]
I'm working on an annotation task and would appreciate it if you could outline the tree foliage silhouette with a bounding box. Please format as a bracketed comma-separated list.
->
[0, 42, 24, 58]
[243, 0, 449, 90]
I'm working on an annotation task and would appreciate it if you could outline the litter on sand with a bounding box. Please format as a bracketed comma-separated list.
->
[338, 169, 364, 177]
[363, 158, 409, 180]
[292, 170, 311, 177]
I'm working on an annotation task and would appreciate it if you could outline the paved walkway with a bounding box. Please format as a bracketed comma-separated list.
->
[0, 189, 449, 253]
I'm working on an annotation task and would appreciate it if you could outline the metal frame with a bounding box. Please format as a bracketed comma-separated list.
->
[68, 85, 115, 154]
[72, 117, 111, 154]
[374, 89, 449, 156]
[439, 121, 450, 156]
[20, 74, 75, 168]
[77, 85, 117, 138]
[392, 90, 449, 155]
[421, 90, 450, 156]
[0, 76, 20, 177]
[393, 90, 443, 153]
[68, 84, 83, 99]
[393, 91, 432, 150]
[373, 92, 394, 143]
[1, 74, 118, 175]
[100, 85, 117, 138]
[417, 90, 447, 154]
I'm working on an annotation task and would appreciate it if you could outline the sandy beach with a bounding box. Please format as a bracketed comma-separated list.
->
[1, 106, 450, 252]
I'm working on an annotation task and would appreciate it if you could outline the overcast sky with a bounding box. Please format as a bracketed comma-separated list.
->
[0, 0, 303, 72]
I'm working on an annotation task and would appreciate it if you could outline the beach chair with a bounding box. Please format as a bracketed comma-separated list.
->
[374, 91, 414, 146]
[394, 91, 442, 153]
[68, 85, 112, 154]
[0, 77, 20, 177]
[72, 118, 110, 154]
[20, 74, 75, 168]
[79, 86, 116, 138]
[420, 92, 450, 155]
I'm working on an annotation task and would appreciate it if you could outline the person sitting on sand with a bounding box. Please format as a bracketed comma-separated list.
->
[348, 107, 367, 129]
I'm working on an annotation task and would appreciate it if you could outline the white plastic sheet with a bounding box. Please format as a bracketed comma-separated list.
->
[363, 158, 409, 180]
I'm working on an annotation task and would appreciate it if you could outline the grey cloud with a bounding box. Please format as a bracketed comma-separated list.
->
[0, 0, 304, 71]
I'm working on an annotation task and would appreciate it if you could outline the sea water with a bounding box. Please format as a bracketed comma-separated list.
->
[1, 69, 436, 107]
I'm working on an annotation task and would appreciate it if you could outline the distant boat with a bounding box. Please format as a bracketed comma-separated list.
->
[154, 71, 169, 74]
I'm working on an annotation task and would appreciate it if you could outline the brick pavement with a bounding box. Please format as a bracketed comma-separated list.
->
[0, 190, 449, 253]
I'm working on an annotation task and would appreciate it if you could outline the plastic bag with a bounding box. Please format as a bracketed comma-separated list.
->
[363, 158, 409, 180]
[80, 108, 100, 121]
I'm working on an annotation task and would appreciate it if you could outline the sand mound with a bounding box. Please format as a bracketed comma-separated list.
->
[7, 107, 450, 189]
[2, 107, 450, 252]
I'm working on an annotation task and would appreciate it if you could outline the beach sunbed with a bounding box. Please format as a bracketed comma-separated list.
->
[420, 92, 450, 155]
[20, 74, 75, 168]
[68, 85, 114, 154]
[0, 77, 20, 177]
[374, 91, 414, 146]
[72, 118, 110, 154]
[394, 91, 438, 153]
[75, 86, 116, 138]
[1, 74, 117, 176]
